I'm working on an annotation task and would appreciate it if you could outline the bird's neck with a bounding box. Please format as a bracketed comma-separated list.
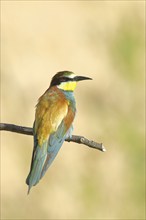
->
[62, 90, 75, 100]
[62, 90, 76, 111]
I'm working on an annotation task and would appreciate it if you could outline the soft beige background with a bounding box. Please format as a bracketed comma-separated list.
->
[1, 1, 145, 219]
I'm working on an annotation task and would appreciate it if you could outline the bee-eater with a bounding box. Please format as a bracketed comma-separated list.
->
[26, 71, 92, 193]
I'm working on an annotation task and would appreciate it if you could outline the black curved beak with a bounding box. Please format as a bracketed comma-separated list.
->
[74, 76, 92, 81]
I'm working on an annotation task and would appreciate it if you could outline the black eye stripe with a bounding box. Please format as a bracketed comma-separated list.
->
[51, 76, 74, 86]
[60, 77, 73, 82]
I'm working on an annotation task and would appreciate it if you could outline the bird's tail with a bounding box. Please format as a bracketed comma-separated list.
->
[26, 155, 47, 194]
[26, 142, 48, 194]
[26, 124, 69, 194]
[26, 138, 64, 194]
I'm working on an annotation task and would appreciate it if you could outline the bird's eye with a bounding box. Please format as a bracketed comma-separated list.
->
[60, 77, 70, 82]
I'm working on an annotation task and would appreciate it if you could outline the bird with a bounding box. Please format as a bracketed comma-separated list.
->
[26, 71, 92, 193]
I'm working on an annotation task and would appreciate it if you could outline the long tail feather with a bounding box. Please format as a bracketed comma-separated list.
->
[26, 142, 48, 193]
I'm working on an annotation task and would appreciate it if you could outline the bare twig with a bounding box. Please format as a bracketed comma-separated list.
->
[0, 123, 33, 135]
[0, 123, 106, 152]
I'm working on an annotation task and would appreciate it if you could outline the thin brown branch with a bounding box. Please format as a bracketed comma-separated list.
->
[0, 123, 106, 152]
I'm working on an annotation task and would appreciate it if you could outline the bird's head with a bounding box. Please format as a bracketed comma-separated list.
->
[50, 71, 92, 91]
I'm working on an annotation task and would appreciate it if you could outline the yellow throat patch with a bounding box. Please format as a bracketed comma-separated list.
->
[57, 81, 77, 91]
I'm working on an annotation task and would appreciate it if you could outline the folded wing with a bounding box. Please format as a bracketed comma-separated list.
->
[26, 88, 75, 193]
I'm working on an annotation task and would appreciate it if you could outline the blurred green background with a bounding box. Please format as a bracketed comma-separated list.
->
[1, 1, 145, 219]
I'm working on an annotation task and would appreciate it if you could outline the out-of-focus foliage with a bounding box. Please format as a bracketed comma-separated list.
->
[1, 1, 145, 219]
